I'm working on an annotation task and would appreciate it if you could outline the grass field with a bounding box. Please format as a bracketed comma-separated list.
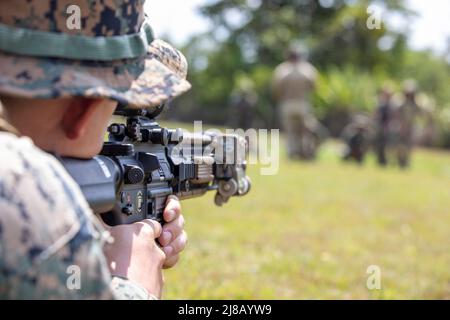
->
[158, 122, 450, 299]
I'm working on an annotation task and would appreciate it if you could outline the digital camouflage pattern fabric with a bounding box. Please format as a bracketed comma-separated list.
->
[0, 0, 191, 108]
[0, 132, 148, 299]
[0, 0, 188, 299]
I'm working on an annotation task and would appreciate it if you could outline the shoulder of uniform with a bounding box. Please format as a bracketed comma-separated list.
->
[0, 133, 93, 272]
[302, 62, 318, 75]
[274, 62, 289, 73]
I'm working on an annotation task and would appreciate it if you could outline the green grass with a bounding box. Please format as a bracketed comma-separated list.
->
[156, 121, 450, 299]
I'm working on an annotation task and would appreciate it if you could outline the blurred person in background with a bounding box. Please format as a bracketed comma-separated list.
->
[272, 42, 325, 160]
[390, 80, 423, 168]
[229, 77, 259, 130]
[417, 94, 438, 147]
[341, 114, 373, 164]
[374, 85, 394, 166]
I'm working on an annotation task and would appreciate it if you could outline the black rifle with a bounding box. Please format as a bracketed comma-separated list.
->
[60, 105, 251, 225]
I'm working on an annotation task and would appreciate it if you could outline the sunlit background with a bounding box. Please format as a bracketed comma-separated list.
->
[147, 0, 450, 54]
[142, 0, 450, 299]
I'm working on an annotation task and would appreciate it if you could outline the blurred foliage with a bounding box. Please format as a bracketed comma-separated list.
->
[165, 0, 450, 146]
[313, 66, 380, 117]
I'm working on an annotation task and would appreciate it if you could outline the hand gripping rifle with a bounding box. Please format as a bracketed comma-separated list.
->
[60, 105, 251, 225]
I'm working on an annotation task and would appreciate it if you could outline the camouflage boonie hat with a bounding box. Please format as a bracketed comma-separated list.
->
[0, 0, 191, 108]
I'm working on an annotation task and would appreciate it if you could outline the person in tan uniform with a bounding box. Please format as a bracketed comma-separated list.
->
[272, 43, 324, 160]
[390, 80, 423, 168]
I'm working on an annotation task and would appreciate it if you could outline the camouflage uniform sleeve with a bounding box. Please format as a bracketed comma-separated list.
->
[0, 133, 149, 299]
[111, 276, 156, 300]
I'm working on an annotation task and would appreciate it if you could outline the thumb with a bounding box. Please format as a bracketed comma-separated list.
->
[138, 219, 163, 239]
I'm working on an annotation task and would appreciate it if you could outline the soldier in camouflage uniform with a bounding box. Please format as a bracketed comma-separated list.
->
[0, 0, 189, 299]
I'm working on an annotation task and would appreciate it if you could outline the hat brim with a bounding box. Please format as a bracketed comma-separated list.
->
[0, 39, 191, 108]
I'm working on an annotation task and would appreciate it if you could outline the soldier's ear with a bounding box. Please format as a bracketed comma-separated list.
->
[61, 98, 101, 140]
